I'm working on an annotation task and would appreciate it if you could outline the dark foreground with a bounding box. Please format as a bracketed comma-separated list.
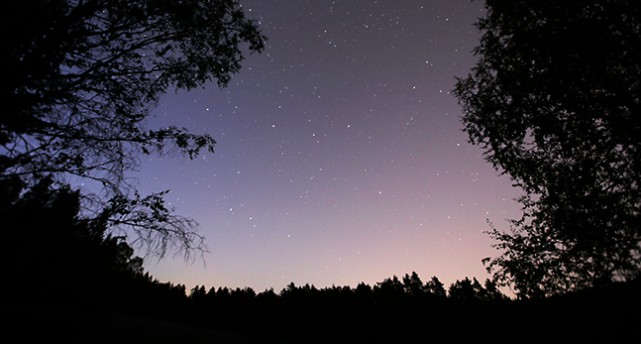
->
[7, 279, 639, 344]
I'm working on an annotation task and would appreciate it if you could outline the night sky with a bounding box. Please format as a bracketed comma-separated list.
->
[135, 0, 523, 292]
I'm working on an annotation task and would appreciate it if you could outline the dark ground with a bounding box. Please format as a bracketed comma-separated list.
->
[7, 279, 640, 343]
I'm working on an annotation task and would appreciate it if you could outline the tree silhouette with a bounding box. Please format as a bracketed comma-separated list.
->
[1, 0, 265, 257]
[448, 277, 479, 301]
[480, 278, 506, 301]
[425, 276, 447, 297]
[402, 271, 424, 297]
[454, 0, 641, 297]
[375, 275, 405, 299]
[1, 176, 146, 307]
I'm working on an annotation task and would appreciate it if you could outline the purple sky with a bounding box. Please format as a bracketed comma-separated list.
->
[134, 0, 523, 292]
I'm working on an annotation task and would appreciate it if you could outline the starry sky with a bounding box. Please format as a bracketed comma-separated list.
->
[135, 0, 523, 292]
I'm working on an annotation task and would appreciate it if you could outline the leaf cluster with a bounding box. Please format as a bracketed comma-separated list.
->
[1, 0, 265, 257]
[455, 0, 641, 297]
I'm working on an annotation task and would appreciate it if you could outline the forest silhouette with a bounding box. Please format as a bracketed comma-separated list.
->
[2, 130, 640, 338]
[3, 0, 641, 342]
[4, 175, 639, 342]
[5, 200, 638, 343]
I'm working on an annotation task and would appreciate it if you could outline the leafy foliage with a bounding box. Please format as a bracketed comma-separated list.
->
[455, 0, 641, 297]
[1, 0, 265, 256]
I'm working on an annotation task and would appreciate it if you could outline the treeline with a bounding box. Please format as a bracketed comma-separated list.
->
[197, 275, 636, 344]
[181, 274, 509, 343]
[188, 272, 506, 310]
[4, 176, 639, 343]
